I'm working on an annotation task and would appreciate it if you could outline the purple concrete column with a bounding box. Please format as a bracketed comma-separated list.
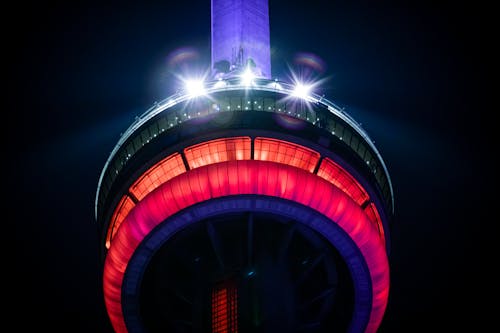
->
[211, 0, 271, 79]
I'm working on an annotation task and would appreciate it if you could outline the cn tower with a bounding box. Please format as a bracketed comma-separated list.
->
[96, 0, 394, 332]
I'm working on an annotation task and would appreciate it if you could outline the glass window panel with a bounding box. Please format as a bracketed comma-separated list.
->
[157, 116, 168, 132]
[133, 135, 143, 151]
[129, 153, 186, 201]
[166, 112, 177, 127]
[184, 137, 252, 169]
[357, 143, 366, 160]
[140, 128, 149, 143]
[254, 137, 320, 173]
[364, 202, 385, 241]
[350, 135, 360, 151]
[276, 99, 286, 113]
[230, 97, 242, 111]
[343, 129, 352, 146]
[253, 97, 263, 111]
[148, 122, 159, 139]
[334, 122, 344, 139]
[263, 98, 275, 112]
[105, 195, 135, 249]
[219, 98, 230, 112]
[125, 142, 135, 158]
[317, 157, 369, 206]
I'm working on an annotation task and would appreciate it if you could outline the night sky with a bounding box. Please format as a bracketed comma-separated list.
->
[8, 1, 492, 332]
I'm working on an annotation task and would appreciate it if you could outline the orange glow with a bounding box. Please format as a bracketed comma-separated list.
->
[105, 195, 135, 249]
[212, 282, 238, 333]
[364, 202, 386, 242]
[184, 137, 251, 169]
[129, 153, 186, 201]
[254, 137, 320, 172]
[106, 137, 384, 249]
[103, 160, 389, 333]
[317, 158, 369, 206]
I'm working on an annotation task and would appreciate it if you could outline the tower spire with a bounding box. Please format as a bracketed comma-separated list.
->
[211, 0, 271, 79]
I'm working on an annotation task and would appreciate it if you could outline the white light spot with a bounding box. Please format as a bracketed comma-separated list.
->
[240, 68, 255, 86]
[185, 79, 206, 98]
[292, 83, 312, 99]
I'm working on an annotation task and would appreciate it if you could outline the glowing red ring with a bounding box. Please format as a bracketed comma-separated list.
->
[103, 160, 389, 333]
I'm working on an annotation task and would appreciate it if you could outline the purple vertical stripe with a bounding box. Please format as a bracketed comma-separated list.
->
[211, 0, 271, 79]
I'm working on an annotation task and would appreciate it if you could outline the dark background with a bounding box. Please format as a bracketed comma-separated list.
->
[8, 1, 492, 332]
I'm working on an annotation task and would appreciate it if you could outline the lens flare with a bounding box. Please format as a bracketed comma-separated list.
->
[184, 79, 206, 98]
[293, 52, 326, 74]
[166, 47, 200, 69]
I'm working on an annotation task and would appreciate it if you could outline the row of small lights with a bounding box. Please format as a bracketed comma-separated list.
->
[104, 69, 389, 214]
[184, 68, 313, 100]
[183, 73, 373, 171]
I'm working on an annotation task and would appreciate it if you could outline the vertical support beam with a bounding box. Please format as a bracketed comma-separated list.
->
[247, 213, 254, 267]
[207, 222, 225, 270]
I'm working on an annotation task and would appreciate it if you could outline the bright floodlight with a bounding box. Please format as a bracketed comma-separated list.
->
[185, 79, 206, 98]
[240, 68, 255, 86]
[292, 83, 312, 99]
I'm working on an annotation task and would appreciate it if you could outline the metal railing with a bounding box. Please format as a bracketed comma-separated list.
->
[95, 78, 394, 219]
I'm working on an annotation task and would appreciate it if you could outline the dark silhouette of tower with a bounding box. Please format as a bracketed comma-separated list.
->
[96, 1, 393, 332]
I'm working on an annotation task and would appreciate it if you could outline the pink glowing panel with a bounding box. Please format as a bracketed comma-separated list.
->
[364, 202, 386, 243]
[129, 153, 186, 201]
[254, 137, 320, 172]
[105, 195, 135, 249]
[317, 157, 369, 206]
[184, 137, 251, 169]
[103, 160, 389, 333]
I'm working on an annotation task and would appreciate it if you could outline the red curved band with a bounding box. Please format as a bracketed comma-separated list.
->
[104, 160, 389, 333]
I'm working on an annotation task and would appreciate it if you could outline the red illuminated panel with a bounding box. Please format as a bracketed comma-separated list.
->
[317, 158, 369, 206]
[212, 282, 238, 333]
[105, 195, 135, 249]
[103, 160, 389, 333]
[364, 202, 386, 243]
[129, 153, 186, 201]
[184, 137, 251, 169]
[254, 137, 320, 172]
